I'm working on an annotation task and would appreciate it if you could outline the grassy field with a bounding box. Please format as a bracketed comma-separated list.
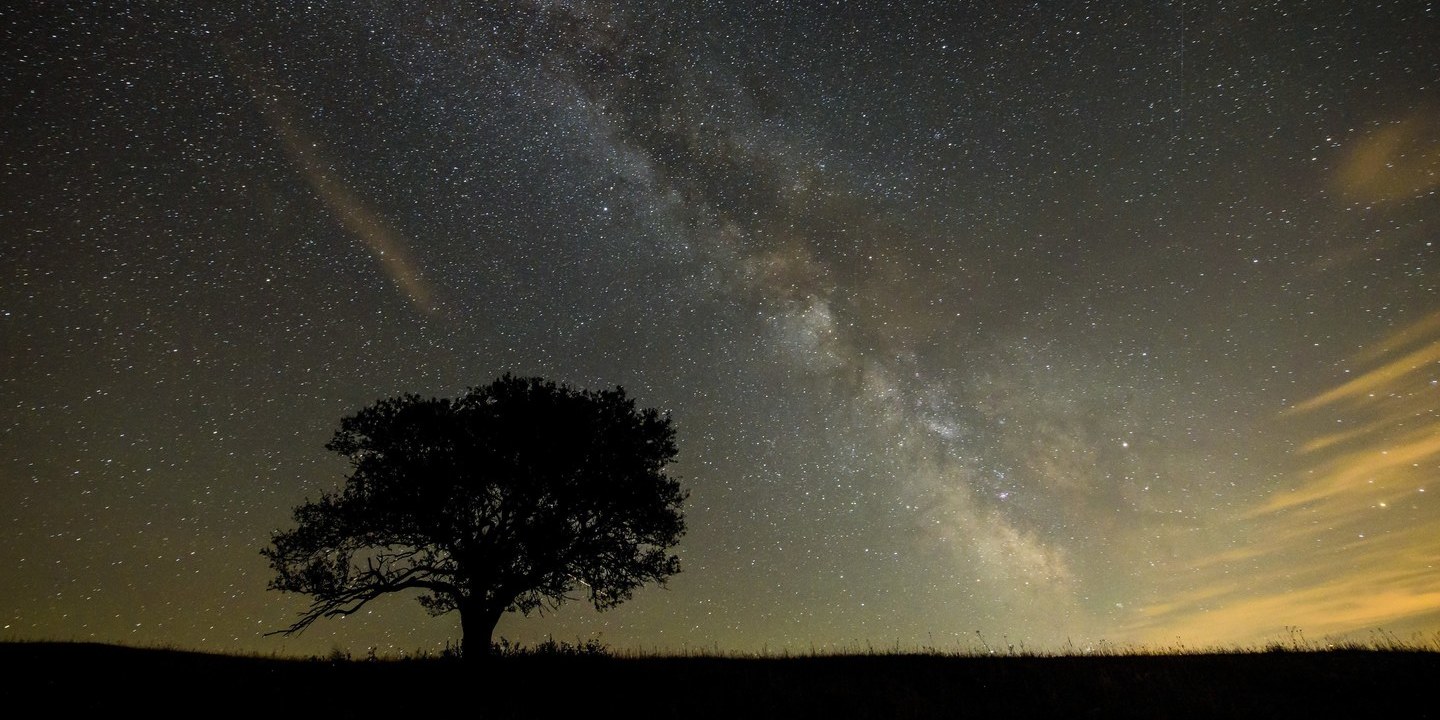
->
[2, 640, 1436, 718]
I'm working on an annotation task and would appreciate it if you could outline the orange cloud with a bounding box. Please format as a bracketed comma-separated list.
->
[1128, 311, 1440, 647]
[226, 44, 436, 314]
[1287, 340, 1440, 415]
[1334, 111, 1440, 203]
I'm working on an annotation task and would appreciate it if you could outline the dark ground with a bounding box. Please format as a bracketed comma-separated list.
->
[2, 641, 1435, 718]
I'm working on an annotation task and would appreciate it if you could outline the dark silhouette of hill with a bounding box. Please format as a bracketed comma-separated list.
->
[2, 641, 1436, 718]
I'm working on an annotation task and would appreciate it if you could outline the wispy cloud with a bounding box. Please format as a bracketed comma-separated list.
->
[1130, 311, 1440, 646]
[226, 44, 437, 314]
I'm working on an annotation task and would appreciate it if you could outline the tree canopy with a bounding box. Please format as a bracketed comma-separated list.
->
[262, 375, 686, 657]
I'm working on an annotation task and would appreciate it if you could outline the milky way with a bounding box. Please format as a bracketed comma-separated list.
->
[4, 2, 1438, 655]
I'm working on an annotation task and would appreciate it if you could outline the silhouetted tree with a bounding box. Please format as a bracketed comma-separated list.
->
[262, 375, 685, 657]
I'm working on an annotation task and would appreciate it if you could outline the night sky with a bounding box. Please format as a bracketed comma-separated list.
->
[4, 2, 1439, 657]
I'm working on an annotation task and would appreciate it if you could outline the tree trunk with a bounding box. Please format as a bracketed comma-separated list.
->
[459, 602, 505, 660]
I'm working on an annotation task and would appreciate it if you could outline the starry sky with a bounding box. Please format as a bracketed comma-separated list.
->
[4, 1, 1439, 656]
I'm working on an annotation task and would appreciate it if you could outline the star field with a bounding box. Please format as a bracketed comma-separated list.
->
[3, 1, 1438, 656]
